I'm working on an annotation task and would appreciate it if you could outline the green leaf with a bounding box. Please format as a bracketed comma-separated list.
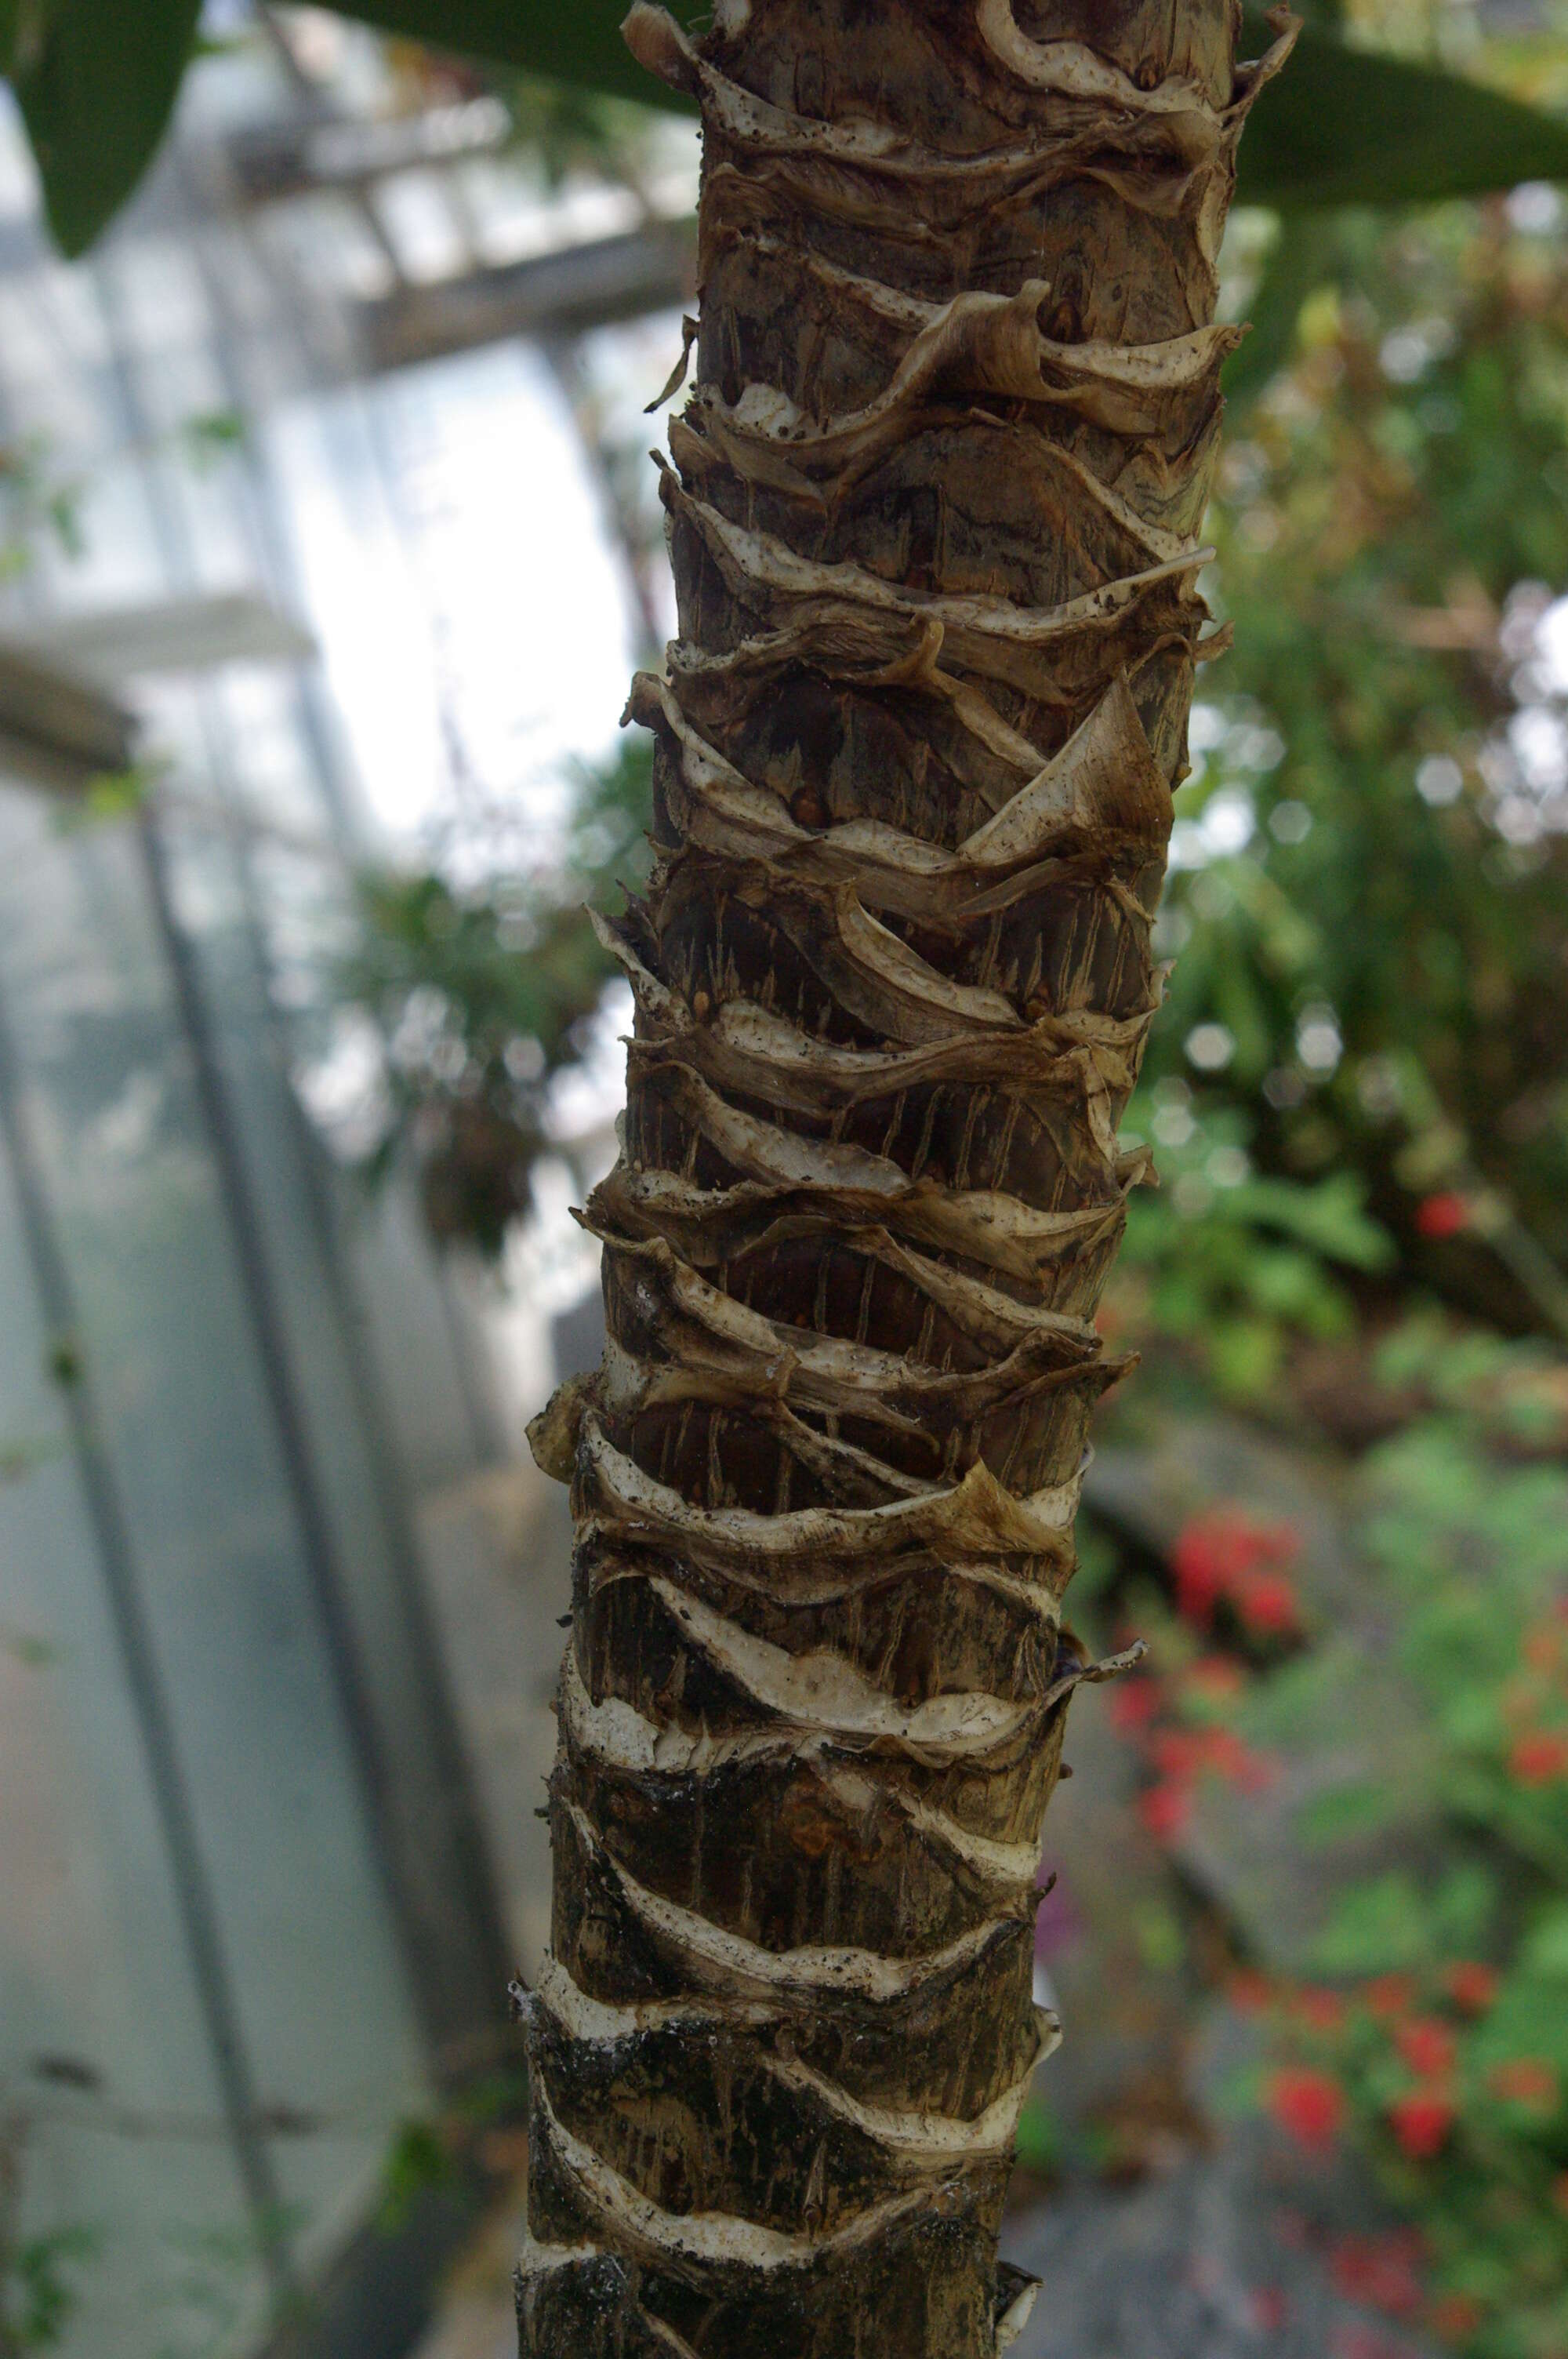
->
[12, 2223, 93, 2348]
[332, 5, 1568, 213]
[1238, 9, 1568, 210]
[16, 0, 1568, 260]
[1012, 2099, 1064, 2176]
[377, 2117, 455, 2230]
[1310, 1870, 1432, 1972]
[1519, 1907, 1568, 1981]
[325, 2, 1568, 220]
[1221, 216, 1340, 409]
[1473, 1968, 1568, 2072]
[13, 0, 204, 256]
[323, 0, 703, 110]
[1431, 1863, 1496, 1950]
[1229, 1172, 1395, 1272]
[1296, 1777, 1404, 1847]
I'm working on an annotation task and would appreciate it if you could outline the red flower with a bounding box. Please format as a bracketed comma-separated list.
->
[1149, 1728, 1208, 1780]
[1233, 1568, 1302, 1635]
[1294, 1986, 1348, 2036]
[1363, 1975, 1416, 2021]
[1138, 1781, 1189, 1841]
[1229, 1968, 1274, 2015]
[1186, 1655, 1247, 1704]
[1206, 1727, 1276, 1788]
[1109, 1679, 1162, 1733]
[1228, 1750, 1276, 1795]
[1396, 2018, 1457, 2080]
[1443, 1961, 1498, 2016]
[1509, 1731, 1568, 1785]
[1329, 2231, 1424, 2317]
[1487, 2057, 1558, 2110]
[1250, 2287, 1288, 2333]
[1143, 1724, 1278, 1797]
[1388, 2090, 1455, 2161]
[1171, 1531, 1228, 1626]
[1268, 2066, 1346, 2150]
[1171, 1507, 1301, 1629]
[1332, 2332, 1418, 2359]
[1415, 1191, 1472, 1240]
[1523, 1624, 1563, 1671]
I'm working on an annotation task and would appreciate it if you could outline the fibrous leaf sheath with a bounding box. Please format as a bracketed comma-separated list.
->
[519, 5, 1284, 2353]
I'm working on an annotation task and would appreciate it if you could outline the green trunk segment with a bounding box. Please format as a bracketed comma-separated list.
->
[520, 5, 1276, 2350]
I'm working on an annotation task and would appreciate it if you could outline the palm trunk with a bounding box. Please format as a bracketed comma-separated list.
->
[517, 5, 1290, 2353]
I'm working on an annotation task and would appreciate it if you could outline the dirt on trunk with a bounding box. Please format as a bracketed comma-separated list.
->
[517, 5, 1290, 2352]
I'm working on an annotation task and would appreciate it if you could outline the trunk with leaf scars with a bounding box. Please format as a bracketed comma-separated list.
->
[517, 3, 1290, 2353]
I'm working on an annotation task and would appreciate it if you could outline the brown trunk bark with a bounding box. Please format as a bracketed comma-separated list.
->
[517, 5, 1290, 2353]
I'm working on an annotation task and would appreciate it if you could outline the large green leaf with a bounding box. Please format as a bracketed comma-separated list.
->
[9, 0, 1568, 256]
[1238, 7, 1568, 207]
[13, 0, 204, 256]
[325, 0, 703, 111]
[329, 2, 1568, 209]
[1220, 213, 1340, 407]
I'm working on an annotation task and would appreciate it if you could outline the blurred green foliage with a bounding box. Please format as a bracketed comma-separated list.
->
[14, 0, 1568, 254]
[0, 2099, 93, 2357]
[343, 735, 652, 1254]
[376, 2062, 530, 2234]
[0, 438, 84, 580]
[1116, 1093, 1395, 1401]
[1016, 161, 1568, 2355]
[0, 2223, 94, 2350]
[1359, 1325, 1568, 1895]
[1146, 191, 1568, 1339]
[1053, 1313, 1568, 2353]
[1254, 1328, 1568, 2357]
